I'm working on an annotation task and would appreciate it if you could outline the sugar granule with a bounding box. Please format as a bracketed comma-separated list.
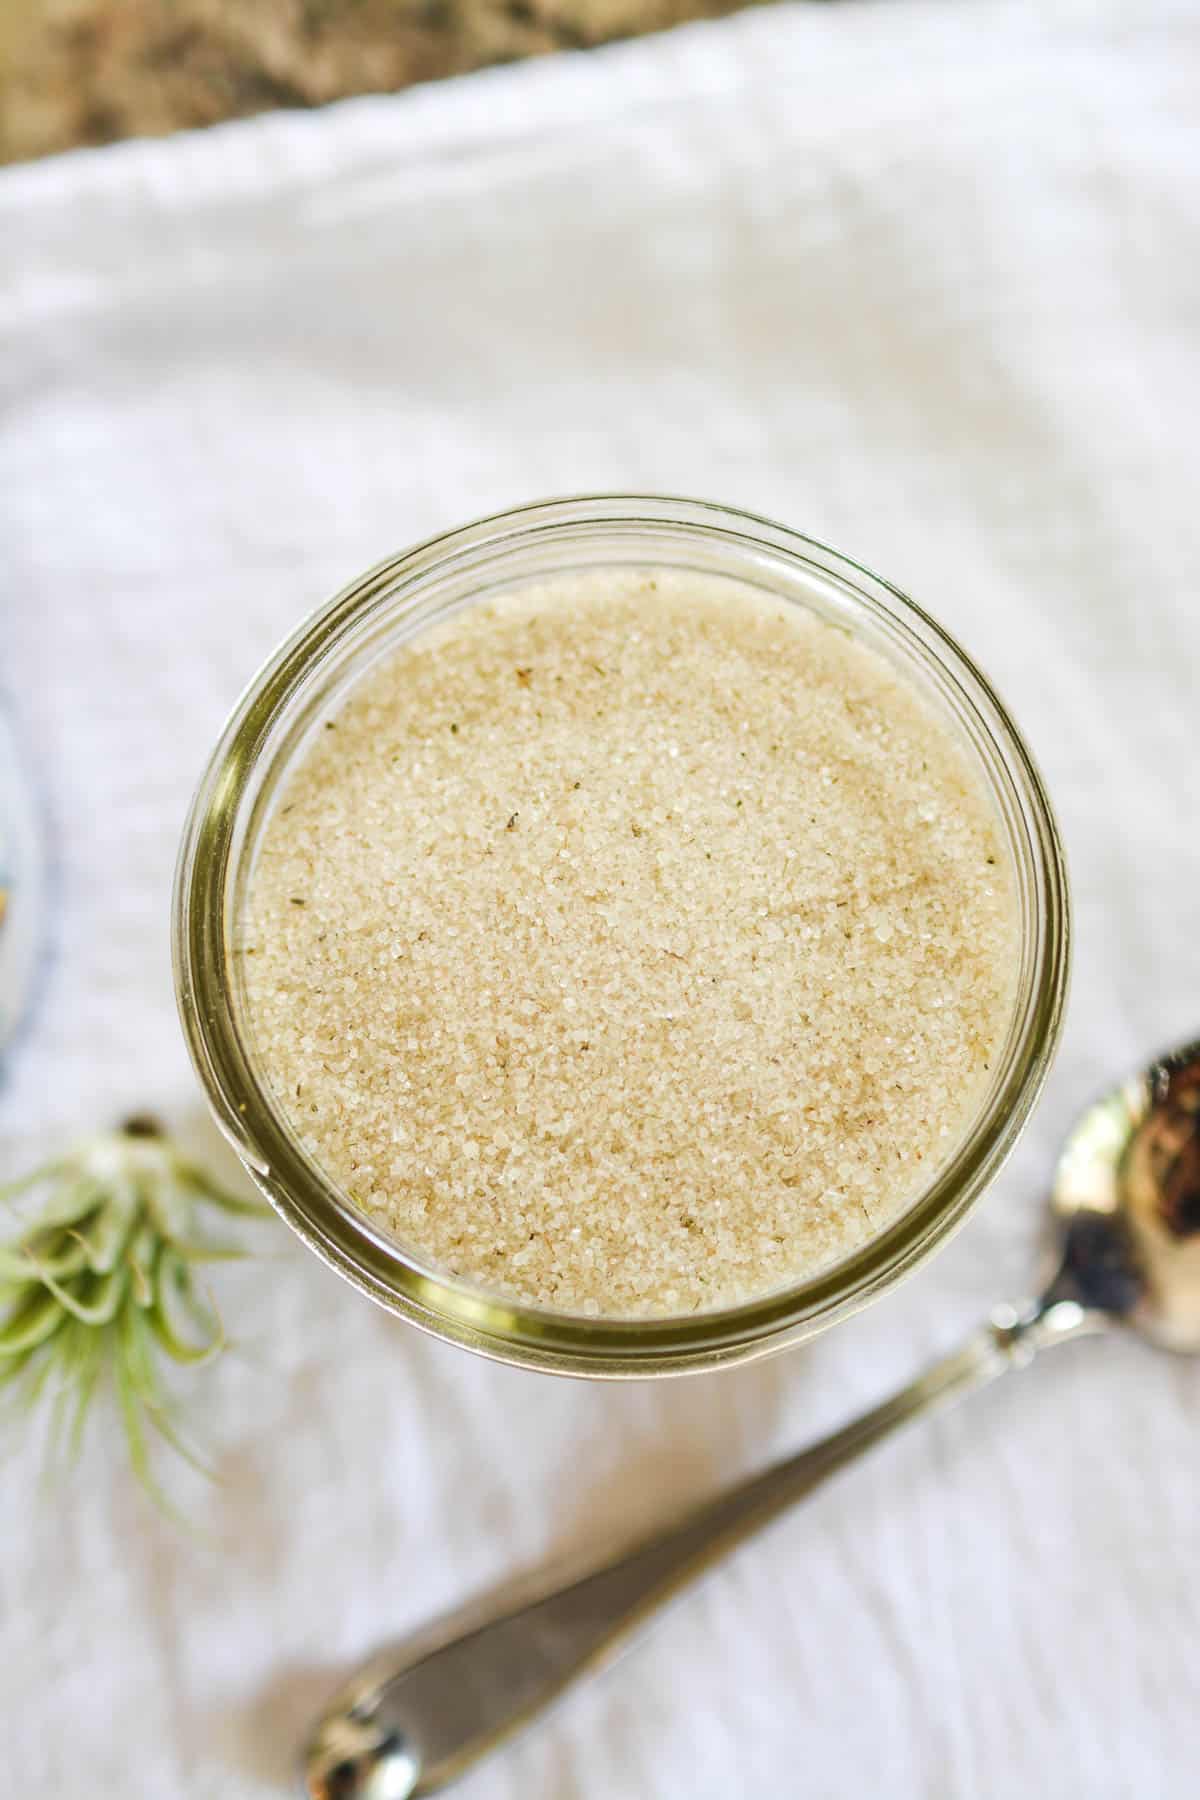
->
[243, 570, 1018, 1317]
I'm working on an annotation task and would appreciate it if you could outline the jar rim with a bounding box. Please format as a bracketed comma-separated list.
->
[172, 495, 1071, 1376]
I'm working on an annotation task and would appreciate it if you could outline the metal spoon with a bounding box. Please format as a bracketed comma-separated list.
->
[304, 1039, 1200, 1800]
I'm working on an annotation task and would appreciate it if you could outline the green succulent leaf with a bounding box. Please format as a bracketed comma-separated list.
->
[21, 1233, 92, 1281]
[77, 1172, 141, 1274]
[0, 1161, 66, 1205]
[0, 1121, 267, 1513]
[39, 1262, 129, 1327]
[0, 1286, 66, 1356]
[149, 1251, 224, 1366]
[127, 1223, 160, 1308]
[166, 1238, 253, 1263]
[0, 1240, 39, 1280]
[175, 1162, 271, 1219]
[23, 1175, 106, 1235]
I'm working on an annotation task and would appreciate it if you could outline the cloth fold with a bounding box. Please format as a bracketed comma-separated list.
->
[2, 3, 1198, 1794]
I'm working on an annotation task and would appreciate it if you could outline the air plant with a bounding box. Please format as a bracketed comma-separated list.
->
[0, 1117, 268, 1501]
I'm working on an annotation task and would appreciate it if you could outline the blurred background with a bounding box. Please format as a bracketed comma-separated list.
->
[0, 0, 768, 163]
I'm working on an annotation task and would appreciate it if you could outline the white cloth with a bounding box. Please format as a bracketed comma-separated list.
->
[3, 2, 1199, 1793]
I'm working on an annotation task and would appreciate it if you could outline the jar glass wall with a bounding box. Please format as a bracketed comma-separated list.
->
[172, 497, 1070, 1376]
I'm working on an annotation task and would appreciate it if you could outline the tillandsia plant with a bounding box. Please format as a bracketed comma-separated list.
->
[0, 1116, 268, 1501]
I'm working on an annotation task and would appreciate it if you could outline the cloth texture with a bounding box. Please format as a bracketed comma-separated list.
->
[2, 2, 1198, 1794]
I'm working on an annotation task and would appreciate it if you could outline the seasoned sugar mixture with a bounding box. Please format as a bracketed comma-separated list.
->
[244, 570, 1018, 1317]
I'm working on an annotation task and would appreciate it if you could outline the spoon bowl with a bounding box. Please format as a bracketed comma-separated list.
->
[1049, 1039, 1200, 1349]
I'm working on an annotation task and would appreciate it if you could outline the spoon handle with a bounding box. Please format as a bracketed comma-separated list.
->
[306, 1299, 1095, 1798]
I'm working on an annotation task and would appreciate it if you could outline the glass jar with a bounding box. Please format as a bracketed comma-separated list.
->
[172, 496, 1070, 1377]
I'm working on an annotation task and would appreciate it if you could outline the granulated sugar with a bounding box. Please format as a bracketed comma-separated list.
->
[243, 570, 1018, 1317]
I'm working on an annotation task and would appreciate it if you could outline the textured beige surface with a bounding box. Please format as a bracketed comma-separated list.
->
[0, 0, 763, 162]
[246, 570, 1016, 1314]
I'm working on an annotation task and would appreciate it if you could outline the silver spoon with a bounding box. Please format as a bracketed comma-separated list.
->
[304, 1039, 1200, 1800]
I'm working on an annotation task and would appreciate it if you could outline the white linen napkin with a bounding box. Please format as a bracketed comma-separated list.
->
[2, 2, 1198, 1794]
